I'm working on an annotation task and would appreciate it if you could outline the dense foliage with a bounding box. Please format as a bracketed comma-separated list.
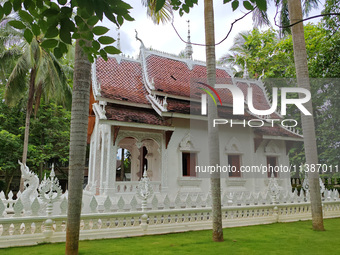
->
[219, 21, 340, 169]
[0, 96, 70, 193]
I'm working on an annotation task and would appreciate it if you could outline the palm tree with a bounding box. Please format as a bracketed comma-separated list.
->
[65, 39, 91, 255]
[5, 34, 71, 190]
[287, 0, 324, 231]
[142, 0, 173, 24]
[204, 0, 223, 242]
[219, 31, 250, 76]
[0, 19, 22, 84]
[252, 0, 319, 36]
[144, 0, 224, 241]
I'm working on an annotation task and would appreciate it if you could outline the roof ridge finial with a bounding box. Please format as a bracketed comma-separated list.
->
[185, 20, 193, 59]
[116, 28, 121, 51]
[135, 29, 145, 49]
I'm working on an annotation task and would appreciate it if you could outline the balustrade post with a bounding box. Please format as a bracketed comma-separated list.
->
[38, 164, 62, 240]
[267, 173, 280, 222]
[137, 167, 153, 231]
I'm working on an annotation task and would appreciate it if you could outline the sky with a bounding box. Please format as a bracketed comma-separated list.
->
[104, 0, 326, 62]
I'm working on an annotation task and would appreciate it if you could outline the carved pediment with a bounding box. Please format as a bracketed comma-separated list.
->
[179, 133, 197, 151]
[225, 137, 243, 154]
[265, 140, 280, 154]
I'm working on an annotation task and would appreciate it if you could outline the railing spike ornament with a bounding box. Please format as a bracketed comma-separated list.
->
[267, 172, 280, 204]
[137, 165, 153, 231]
[38, 163, 62, 239]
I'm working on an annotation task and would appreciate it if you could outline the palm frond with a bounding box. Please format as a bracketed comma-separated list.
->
[252, 7, 271, 27]
[303, 0, 320, 17]
[5, 52, 30, 106]
[145, 0, 173, 24]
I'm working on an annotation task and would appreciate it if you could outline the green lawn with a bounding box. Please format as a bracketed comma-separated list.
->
[2, 218, 340, 255]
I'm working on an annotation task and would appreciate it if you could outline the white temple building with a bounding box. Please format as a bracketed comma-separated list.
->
[85, 33, 303, 203]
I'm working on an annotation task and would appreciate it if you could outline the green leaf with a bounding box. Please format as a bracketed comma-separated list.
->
[123, 13, 134, 22]
[19, 10, 34, 23]
[58, 42, 68, 54]
[104, 9, 117, 25]
[24, 29, 33, 43]
[58, 0, 67, 5]
[79, 8, 91, 19]
[61, 7, 72, 18]
[104, 46, 121, 55]
[98, 36, 115, 45]
[79, 40, 85, 47]
[87, 53, 95, 63]
[45, 26, 59, 38]
[8, 20, 26, 29]
[60, 18, 75, 32]
[87, 16, 99, 26]
[232, 0, 239, 11]
[223, 0, 232, 3]
[92, 40, 100, 51]
[60, 29, 72, 44]
[255, 0, 267, 11]
[92, 26, 109, 36]
[36, 0, 43, 8]
[72, 32, 81, 39]
[54, 47, 62, 58]
[81, 31, 93, 41]
[100, 49, 108, 61]
[41, 8, 59, 17]
[13, 0, 21, 11]
[155, 0, 166, 13]
[41, 39, 58, 48]
[32, 23, 40, 36]
[117, 16, 124, 26]
[243, 1, 254, 10]
[75, 15, 84, 26]
[24, 0, 33, 10]
[38, 19, 48, 33]
[0, 6, 3, 20]
[3, 1, 12, 16]
[182, 4, 189, 13]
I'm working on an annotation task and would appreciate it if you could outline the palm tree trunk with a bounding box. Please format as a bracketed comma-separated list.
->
[20, 68, 36, 191]
[204, 0, 223, 242]
[65, 39, 91, 254]
[287, 0, 324, 231]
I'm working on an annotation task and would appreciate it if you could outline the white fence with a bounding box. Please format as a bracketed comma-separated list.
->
[1, 190, 340, 248]
[1, 164, 339, 248]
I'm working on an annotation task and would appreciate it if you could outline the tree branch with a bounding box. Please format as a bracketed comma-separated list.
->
[171, 8, 255, 47]
[275, 10, 340, 29]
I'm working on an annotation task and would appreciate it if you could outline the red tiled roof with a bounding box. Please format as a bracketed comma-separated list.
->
[254, 126, 302, 139]
[146, 54, 233, 101]
[96, 57, 149, 104]
[105, 104, 170, 126]
[167, 98, 254, 119]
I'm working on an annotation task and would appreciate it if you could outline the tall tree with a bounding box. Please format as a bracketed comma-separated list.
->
[1, 1, 133, 254]
[287, 0, 324, 231]
[5, 36, 71, 190]
[0, 19, 21, 83]
[219, 24, 339, 168]
[65, 38, 91, 255]
[204, 0, 223, 242]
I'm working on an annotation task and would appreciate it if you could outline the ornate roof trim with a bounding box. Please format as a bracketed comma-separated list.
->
[93, 102, 107, 120]
[91, 59, 101, 100]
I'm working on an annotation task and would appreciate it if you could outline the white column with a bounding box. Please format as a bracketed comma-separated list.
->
[99, 131, 106, 195]
[161, 136, 168, 191]
[91, 120, 99, 189]
[104, 127, 112, 196]
[87, 140, 94, 185]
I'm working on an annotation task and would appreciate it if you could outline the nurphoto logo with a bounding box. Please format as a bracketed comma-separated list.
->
[198, 82, 311, 128]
